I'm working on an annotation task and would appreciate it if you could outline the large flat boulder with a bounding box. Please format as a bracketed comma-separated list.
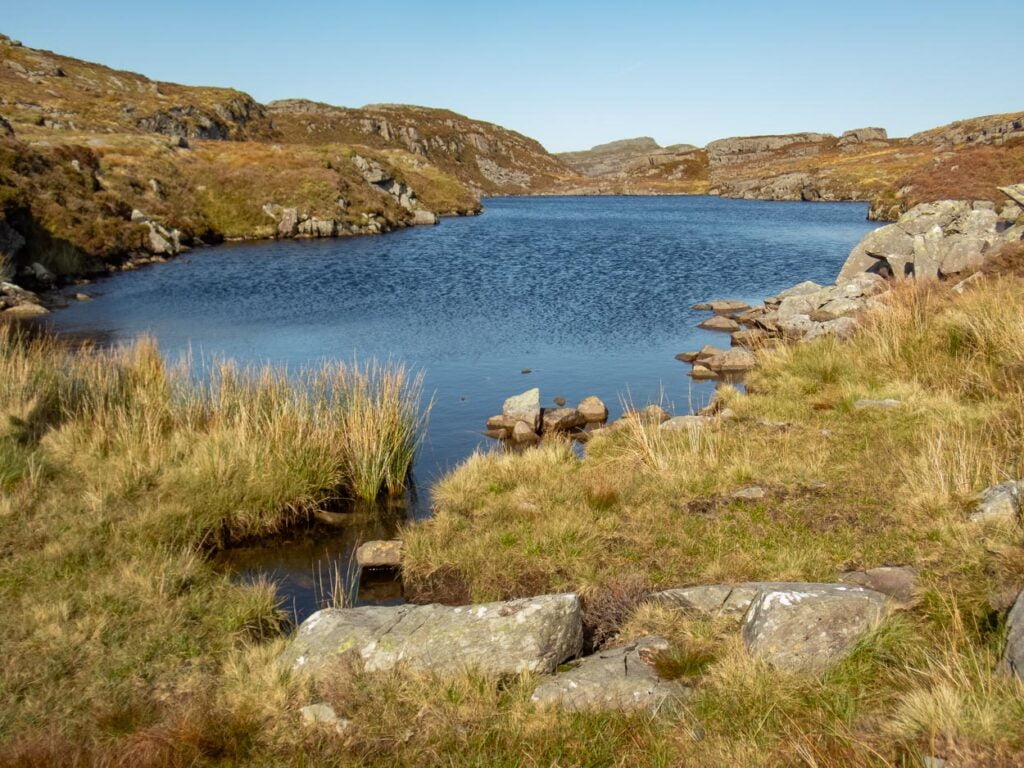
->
[531, 636, 687, 712]
[741, 583, 887, 672]
[283, 593, 583, 679]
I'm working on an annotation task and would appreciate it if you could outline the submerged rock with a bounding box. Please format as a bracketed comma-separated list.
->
[283, 593, 583, 679]
[531, 636, 687, 712]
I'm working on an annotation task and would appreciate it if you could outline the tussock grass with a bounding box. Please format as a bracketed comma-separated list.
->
[0, 327, 429, 764]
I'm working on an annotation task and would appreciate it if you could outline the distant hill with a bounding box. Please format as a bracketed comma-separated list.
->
[556, 137, 699, 178]
[267, 99, 574, 196]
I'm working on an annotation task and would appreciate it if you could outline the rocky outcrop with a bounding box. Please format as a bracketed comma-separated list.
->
[650, 582, 889, 672]
[136, 95, 271, 141]
[268, 100, 570, 196]
[130, 209, 187, 256]
[706, 133, 832, 167]
[0, 280, 47, 315]
[837, 194, 1024, 282]
[531, 636, 687, 712]
[556, 137, 700, 179]
[838, 127, 888, 147]
[910, 113, 1024, 148]
[351, 154, 439, 224]
[282, 593, 583, 679]
[681, 274, 886, 377]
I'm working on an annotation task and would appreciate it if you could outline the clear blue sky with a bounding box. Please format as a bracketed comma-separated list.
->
[4, 1, 1021, 152]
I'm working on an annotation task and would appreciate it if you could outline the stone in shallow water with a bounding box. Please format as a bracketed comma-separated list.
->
[543, 407, 586, 433]
[356, 540, 402, 569]
[282, 593, 583, 679]
[503, 388, 541, 431]
[531, 636, 688, 712]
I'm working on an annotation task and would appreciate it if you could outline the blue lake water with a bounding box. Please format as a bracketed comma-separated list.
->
[43, 195, 877, 618]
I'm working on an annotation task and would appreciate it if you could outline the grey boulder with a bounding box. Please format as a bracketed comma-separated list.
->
[1000, 589, 1024, 679]
[503, 387, 541, 431]
[970, 481, 1022, 526]
[741, 583, 887, 672]
[283, 593, 583, 679]
[531, 636, 687, 712]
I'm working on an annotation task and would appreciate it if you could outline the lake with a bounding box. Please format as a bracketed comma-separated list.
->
[43, 195, 878, 620]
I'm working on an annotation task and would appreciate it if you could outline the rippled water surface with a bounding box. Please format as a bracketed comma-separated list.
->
[44, 195, 876, 618]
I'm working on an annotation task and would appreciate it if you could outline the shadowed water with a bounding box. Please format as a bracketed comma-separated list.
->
[42, 195, 877, 619]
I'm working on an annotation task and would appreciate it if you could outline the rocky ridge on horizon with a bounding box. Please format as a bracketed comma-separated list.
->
[1, 30, 1022, 299]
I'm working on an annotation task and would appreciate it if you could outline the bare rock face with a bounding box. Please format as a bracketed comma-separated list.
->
[531, 636, 688, 712]
[706, 133, 831, 167]
[283, 593, 584, 680]
[740, 583, 888, 672]
[837, 195, 1024, 282]
[838, 127, 888, 146]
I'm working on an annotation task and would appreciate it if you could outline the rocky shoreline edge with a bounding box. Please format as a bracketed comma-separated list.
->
[0, 153, 482, 320]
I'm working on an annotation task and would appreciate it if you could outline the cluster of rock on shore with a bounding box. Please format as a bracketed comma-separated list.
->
[291, 476, 1024, 726]
[483, 386, 738, 446]
[675, 184, 1024, 380]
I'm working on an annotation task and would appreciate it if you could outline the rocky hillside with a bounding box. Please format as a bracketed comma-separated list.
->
[559, 117, 1024, 220]
[0, 33, 515, 290]
[268, 99, 574, 196]
[556, 137, 698, 176]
